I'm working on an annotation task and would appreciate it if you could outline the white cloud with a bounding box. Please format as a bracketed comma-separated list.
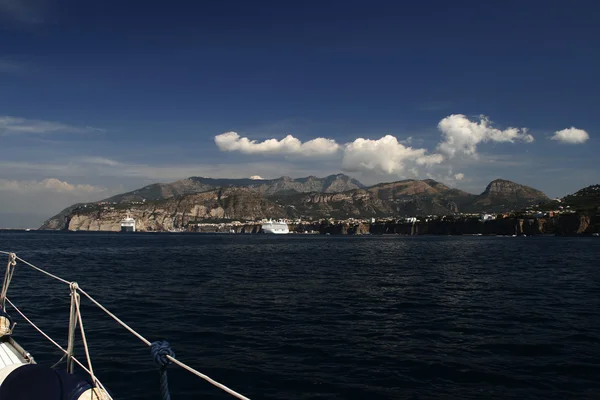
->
[0, 177, 112, 228]
[214, 114, 539, 178]
[249, 175, 264, 180]
[551, 127, 589, 144]
[214, 131, 443, 177]
[77, 156, 123, 166]
[0, 178, 105, 194]
[214, 131, 340, 156]
[454, 173, 465, 181]
[437, 114, 534, 158]
[416, 153, 445, 166]
[0, 116, 102, 135]
[341, 135, 444, 175]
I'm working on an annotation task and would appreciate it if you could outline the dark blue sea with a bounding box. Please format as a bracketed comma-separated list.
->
[0, 232, 599, 399]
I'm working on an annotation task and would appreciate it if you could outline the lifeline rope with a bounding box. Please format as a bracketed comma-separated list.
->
[150, 341, 175, 400]
[78, 287, 251, 400]
[1, 252, 71, 285]
[52, 284, 78, 370]
[73, 285, 97, 391]
[1, 252, 252, 400]
[0, 253, 17, 309]
[4, 297, 113, 399]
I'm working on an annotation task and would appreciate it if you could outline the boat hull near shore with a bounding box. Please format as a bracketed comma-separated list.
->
[261, 220, 289, 234]
[120, 214, 136, 232]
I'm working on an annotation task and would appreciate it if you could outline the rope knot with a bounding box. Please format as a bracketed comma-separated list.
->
[8, 253, 16, 267]
[151, 340, 175, 368]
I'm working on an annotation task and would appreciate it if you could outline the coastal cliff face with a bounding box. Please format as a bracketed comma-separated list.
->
[553, 213, 593, 235]
[190, 213, 600, 236]
[55, 188, 287, 231]
[41, 176, 559, 231]
[311, 214, 599, 236]
[46, 209, 599, 236]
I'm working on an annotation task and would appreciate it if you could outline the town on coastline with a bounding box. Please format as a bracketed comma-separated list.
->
[31, 176, 600, 236]
[33, 199, 598, 237]
[160, 204, 600, 236]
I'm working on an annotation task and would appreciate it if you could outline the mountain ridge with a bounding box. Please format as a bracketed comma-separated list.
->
[40, 175, 552, 230]
[470, 178, 550, 212]
[101, 173, 365, 203]
[559, 184, 600, 211]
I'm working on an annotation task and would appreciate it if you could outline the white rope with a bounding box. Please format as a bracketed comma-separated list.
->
[0, 253, 17, 308]
[14, 255, 70, 285]
[0, 252, 252, 400]
[0, 251, 71, 285]
[4, 297, 113, 399]
[73, 290, 97, 389]
[66, 283, 78, 373]
[77, 288, 152, 346]
[166, 355, 251, 400]
[78, 288, 252, 399]
[4, 297, 66, 356]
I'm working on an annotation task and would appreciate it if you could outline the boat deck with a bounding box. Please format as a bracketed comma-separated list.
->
[0, 340, 27, 369]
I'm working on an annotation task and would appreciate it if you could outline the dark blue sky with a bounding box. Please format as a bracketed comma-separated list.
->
[0, 0, 598, 226]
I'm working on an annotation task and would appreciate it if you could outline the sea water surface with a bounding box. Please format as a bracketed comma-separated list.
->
[0, 232, 598, 399]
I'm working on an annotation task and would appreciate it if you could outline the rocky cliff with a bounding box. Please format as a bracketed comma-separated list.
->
[52, 188, 287, 231]
[193, 212, 600, 236]
[310, 213, 599, 236]
[41, 176, 556, 231]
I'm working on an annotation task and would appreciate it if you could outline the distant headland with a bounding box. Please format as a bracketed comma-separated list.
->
[37, 174, 599, 236]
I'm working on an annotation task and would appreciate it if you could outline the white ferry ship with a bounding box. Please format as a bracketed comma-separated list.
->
[261, 220, 289, 234]
[120, 214, 136, 232]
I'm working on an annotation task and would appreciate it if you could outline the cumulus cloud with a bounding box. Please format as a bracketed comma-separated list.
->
[551, 127, 589, 144]
[214, 131, 340, 156]
[437, 114, 534, 158]
[213, 113, 591, 179]
[0, 178, 105, 193]
[341, 135, 444, 175]
[0, 116, 102, 135]
[214, 131, 442, 177]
